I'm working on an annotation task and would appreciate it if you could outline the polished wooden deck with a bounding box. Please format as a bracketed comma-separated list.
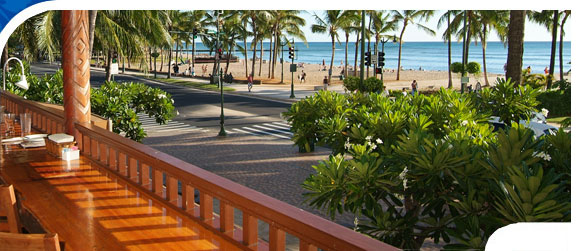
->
[1, 146, 238, 250]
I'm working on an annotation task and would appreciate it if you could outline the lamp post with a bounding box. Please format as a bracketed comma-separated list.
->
[360, 10, 365, 87]
[289, 38, 295, 99]
[216, 10, 226, 137]
[3, 57, 29, 90]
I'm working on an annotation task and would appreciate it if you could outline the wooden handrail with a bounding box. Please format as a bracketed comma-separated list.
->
[75, 121, 398, 251]
[0, 91, 109, 132]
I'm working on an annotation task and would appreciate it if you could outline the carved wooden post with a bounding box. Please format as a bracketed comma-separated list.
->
[61, 10, 91, 142]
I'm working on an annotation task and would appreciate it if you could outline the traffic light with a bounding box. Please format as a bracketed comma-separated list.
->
[378, 52, 385, 67]
[217, 48, 223, 59]
[364, 51, 371, 66]
[193, 28, 198, 39]
[288, 47, 294, 59]
[376, 68, 382, 74]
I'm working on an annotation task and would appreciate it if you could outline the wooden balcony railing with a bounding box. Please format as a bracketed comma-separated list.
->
[1, 91, 397, 251]
[0, 92, 109, 133]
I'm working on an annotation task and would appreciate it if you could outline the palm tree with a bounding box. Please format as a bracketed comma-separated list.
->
[530, 10, 558, 88]
[269, 10, 306, 80]
[391, 10, 436, 80]
[340, 11, 360, 78]
[311, 10, 347, 84]
[370, 11, 396, 77]
[558, 10, 570, 81]
[474, 10, 509, 86]
[438, 10, 455, 88]
[506, 10, 526, 86]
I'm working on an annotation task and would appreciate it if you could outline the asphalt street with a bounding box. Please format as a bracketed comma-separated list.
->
[29, 63, 292, 133]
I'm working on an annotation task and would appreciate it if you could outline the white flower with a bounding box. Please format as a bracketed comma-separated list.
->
[399, 167, 409, 190]
[369, 143, 377, 150]
[376, 138, 383, 144]
[541, 108, 549, 118]
[533, 151, 552, 161]
[344, 142, 352, 149]
[461, 120, 468, 126]
[365, 135, 373, 141]
[171, 98, 175, 104]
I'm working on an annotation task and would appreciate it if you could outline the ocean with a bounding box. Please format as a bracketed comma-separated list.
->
[184, 41, 571, 74]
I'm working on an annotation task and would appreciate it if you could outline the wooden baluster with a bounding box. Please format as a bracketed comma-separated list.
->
[108, 148, 117, 171]
[182, 184, 195, 212]
[152, 169, 164, 197]
[118, 152, 127, 177]
[199, 191, 213, 224]
[299, 240, 316, 251]
[99, 142, 108, 164]
[82, 135, 90, 155]
[243, 213, 258, 249]
[269, 225, 286, 251]
[90, 138, 98, 159]
[140, 164, 151, 190]
[220, 202, 234, 237]
[166, 176, 178, 205]
[128, 157, 138, 183]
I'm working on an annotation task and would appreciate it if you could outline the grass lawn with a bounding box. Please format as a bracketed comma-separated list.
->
[150, 78, 235, 92]
[547, 116, 570, 124]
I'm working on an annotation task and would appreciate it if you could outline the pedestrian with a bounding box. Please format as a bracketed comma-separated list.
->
[544, 67, 549, 75]
[300, 70, 306, 83]
[526, 66, 532, 74]
[411, 80, 418, 95]
[247, 74, 253, 92]
[323, 76, 328, 90]
[402, 88, 408, 96]
[191, 67, 195, 77]
[173, 63, 179, 75]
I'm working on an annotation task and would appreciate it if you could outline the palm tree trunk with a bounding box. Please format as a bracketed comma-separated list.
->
[271, 32, 279, 79]
[482, 25, 489, 86]
[88, 10, 98, 55]
[149, 47, 152, 71]
[447, 16, 453, 89]
[259, 39, 263, 76]
[366, 35, 371, 78]
[465, 13, 472, 63]
[329, 36, 335, 84]
[345, 33, 349, 78]
[354, 32, 359, 77]
[251, 39, 257, 77]
[167, 42, 173, 79]
[1, 46, 8, 69]
[506, 10, 526, 87]
[268, 35, 273, 78]
[374, 34, 379, 77]
[160, 49, 164, 72]
[105, 49, 112, 81]
[547, 10, 559, 88]
[396, 24, 407, 80]
[244, 23, 249, 78]
[559, 12, 568, 81]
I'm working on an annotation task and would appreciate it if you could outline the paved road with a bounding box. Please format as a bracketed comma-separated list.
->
[30, 63, 293, 137]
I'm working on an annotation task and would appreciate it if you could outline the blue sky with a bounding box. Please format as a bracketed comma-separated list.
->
[299, 11, 572, 42]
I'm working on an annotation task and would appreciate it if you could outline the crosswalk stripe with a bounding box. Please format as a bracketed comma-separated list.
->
[272, 122, 291, 128]
[232, 128, 261, 136]
[263, 123, 292, 131]
[253, 124, 292, 135]
[241, 126, 290, 139]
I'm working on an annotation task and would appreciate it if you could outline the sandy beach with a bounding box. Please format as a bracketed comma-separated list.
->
[112, 53, 568, 92]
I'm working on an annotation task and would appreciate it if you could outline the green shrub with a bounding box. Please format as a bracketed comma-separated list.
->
[291, 87, 569, 249]
[466, 61, 481, 75]
[536, 86, 571, 117]
[450, 62, 464, 74]
[342, 76, 382, 93]
[342, 76, 360, 93]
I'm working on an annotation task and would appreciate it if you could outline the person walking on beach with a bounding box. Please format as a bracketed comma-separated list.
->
[247, 74, 253, 92]
[323, 76, 328, 90]
[526, 66, 532, 74]
[411, 80, 418, 95]
[544, 67, 549, 75]
[300, 70, 306, 83]
[402, 88, 408, 96]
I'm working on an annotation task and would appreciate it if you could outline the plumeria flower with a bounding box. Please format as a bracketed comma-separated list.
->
[376, 138, 383, 144]
[344, 142, 352, 149]
[461, 120, 468, 126]
[541, 108, 549, 118]
[365, 135, 373, 141]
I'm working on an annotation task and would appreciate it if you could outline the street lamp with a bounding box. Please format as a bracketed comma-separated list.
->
[3, 57, 29, 90]
[216, 10, 227, 137]
[289, 39, 295, 99]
